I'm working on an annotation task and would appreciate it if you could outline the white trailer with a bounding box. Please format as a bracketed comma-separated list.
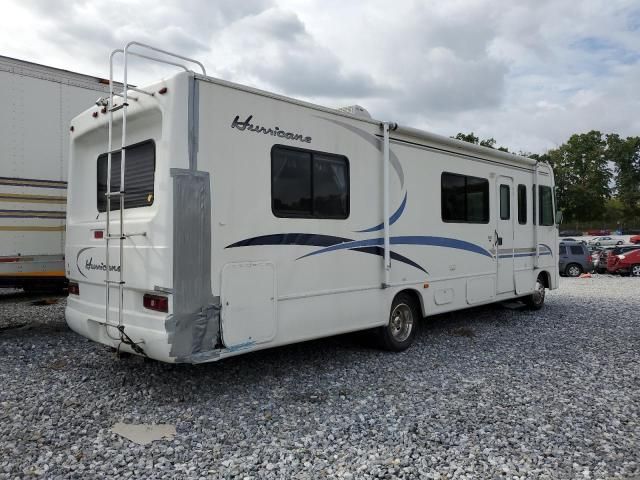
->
[0, 56, 115, 289]
[65, 43, 559, 363]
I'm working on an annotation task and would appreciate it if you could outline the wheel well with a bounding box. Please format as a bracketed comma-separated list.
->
[395, 289, 425, 318]
[538, 270, 551, 288]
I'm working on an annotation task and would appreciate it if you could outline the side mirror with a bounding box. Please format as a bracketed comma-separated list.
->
[556, 210, 563, 225]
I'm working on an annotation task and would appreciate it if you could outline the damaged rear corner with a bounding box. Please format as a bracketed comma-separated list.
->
[165, 168, 221, 363]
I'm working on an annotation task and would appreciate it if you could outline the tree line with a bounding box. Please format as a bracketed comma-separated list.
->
[452, 131, 640, 227]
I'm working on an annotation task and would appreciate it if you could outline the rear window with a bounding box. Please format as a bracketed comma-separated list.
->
[569, 245, 584, 255]
[97, 140, 156, 212]
[559, 245, 567, 255]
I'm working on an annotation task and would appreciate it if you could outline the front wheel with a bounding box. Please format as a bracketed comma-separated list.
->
[376, 293, 419, 352]
[631, 264, 640, 277]
[616, 241, 623, 245]
[524, 276, 546, 310]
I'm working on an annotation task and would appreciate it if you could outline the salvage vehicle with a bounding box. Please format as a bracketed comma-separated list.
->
[64, 42, 559, 363]
[559, 241, 592, 277]
[607, 249, 640, 276]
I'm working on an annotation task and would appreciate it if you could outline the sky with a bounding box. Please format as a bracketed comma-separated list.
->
[1, 0, 639, 154]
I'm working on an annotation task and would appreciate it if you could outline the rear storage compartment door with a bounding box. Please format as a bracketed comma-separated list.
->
[221, 261, 276, 348]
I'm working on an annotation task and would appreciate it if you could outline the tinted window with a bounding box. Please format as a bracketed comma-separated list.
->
[271, 148, 312, 216]
[441, 172, 489, 223]
[271, 145, 349, 219]
[539, 186, 554, 226]
[97, 140, 155, 212]
[500, 184, 510, 220]
[559, 245, 567, 255]
[518, 184, 527, 224]
[570, 245, 584, 255]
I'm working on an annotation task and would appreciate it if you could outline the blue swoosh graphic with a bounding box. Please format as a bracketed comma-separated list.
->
[356, 192, 407, 233]
[298, 236, 493, 260]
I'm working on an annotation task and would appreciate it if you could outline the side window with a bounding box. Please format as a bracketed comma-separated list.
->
[441, 172, 489, 223]
[559, 245, 567, 255]
[499, 184, 510, 220]
[569, 245, 583, 255]
[517, 184, 527, 224]
[271, 145, 349, 219]
[539, 185, 554, 226]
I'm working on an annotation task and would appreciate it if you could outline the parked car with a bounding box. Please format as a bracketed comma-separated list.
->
[630, 235, 640, 244]
[607, 249, 640, 276]
[588, 236, 624, 246]
[606, 245, 640, 272]
[559, 230, 583, 237]
[587, 229, 611, 236]
[559, 241, 592, 277]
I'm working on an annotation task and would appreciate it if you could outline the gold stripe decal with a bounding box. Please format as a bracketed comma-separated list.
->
[0, 193, 67, 204]
[0, 225, 65, 232]
[0, 176, 67, 189]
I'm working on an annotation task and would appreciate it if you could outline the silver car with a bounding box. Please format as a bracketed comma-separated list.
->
[588, 236, 624, 247]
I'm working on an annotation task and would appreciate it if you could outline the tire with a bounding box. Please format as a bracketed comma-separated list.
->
[631, 264, 640, 277]
[596, 242, 601, 246]
[376, 293, 419, 352]
[616, 241, 623, 245]
[565, 263, 582, 277]
[524, 275, 546, 310]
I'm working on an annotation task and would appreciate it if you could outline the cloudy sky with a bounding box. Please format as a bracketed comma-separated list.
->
[2, 0, 639, 153]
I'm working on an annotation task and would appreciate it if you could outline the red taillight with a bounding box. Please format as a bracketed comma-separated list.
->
[143, 294, 168, 312]
[94, 230, 104, 239]
[68, 282, 80, 295]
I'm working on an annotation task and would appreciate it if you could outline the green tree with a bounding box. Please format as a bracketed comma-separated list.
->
[546, 131, 612, 223]
[606, 134, 640, 222]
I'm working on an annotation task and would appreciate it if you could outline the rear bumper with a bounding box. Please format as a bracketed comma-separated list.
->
[65, 297, 175, 362]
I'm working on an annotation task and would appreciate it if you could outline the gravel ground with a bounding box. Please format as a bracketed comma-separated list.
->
[0, 277, 639, 479]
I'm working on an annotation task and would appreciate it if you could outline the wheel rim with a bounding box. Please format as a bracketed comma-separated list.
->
[568, 265, 580, 277]
[632, 265, 640, 277]
[532, 280, 545, 305]
[390, 303, 413, 342]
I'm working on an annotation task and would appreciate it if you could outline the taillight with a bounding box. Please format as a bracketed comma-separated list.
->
[94, 230, 104, 239]
[143, 294, 168, 312]
[68, 282, 80, 295]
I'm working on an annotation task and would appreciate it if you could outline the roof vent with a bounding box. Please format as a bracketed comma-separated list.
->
[338, 105, 372, 119]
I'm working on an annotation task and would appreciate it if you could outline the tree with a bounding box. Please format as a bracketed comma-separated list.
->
[546, 131, 612, 223]
[606, 134, 640, 222]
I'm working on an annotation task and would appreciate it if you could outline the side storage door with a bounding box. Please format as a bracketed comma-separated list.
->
[221, 261, 277, 348]
[496, 176, 515, 294]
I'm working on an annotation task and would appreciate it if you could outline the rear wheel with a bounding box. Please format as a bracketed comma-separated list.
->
[376, 293, 419, 351]
[524, 275, 546, 310]
[616, 241, 623, 245]
[565, 263, 582, 277]
[631, 264, 640, 277]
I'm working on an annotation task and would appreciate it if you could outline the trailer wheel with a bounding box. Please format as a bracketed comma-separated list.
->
[377, 293, 419, 352]
[524, 275, 546, 310]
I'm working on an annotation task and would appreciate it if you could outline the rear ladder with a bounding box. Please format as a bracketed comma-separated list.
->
[103, 42, 206, 352]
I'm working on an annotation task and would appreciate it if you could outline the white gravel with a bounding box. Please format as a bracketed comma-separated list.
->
[1, 277, 639, 479]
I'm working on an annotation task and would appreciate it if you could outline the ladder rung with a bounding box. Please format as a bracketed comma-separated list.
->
[105, 191, 125, 198]
[106, 235, 127, 240]
[106, 147, 126, 155]
[109, 102, 129, 112]
[129, 86, 154, 96]
[104, 280, 125, 285]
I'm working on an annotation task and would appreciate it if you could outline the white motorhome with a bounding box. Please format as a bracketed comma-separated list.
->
[65, 43, 558, 363]
[0, 56, 116, 290]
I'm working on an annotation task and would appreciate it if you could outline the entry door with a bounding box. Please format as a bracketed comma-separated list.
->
[496, 176, 515, 294]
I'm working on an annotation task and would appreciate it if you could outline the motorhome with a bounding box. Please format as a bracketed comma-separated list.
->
[65, 43, 559, 363]
[0, 56, 116, 290]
